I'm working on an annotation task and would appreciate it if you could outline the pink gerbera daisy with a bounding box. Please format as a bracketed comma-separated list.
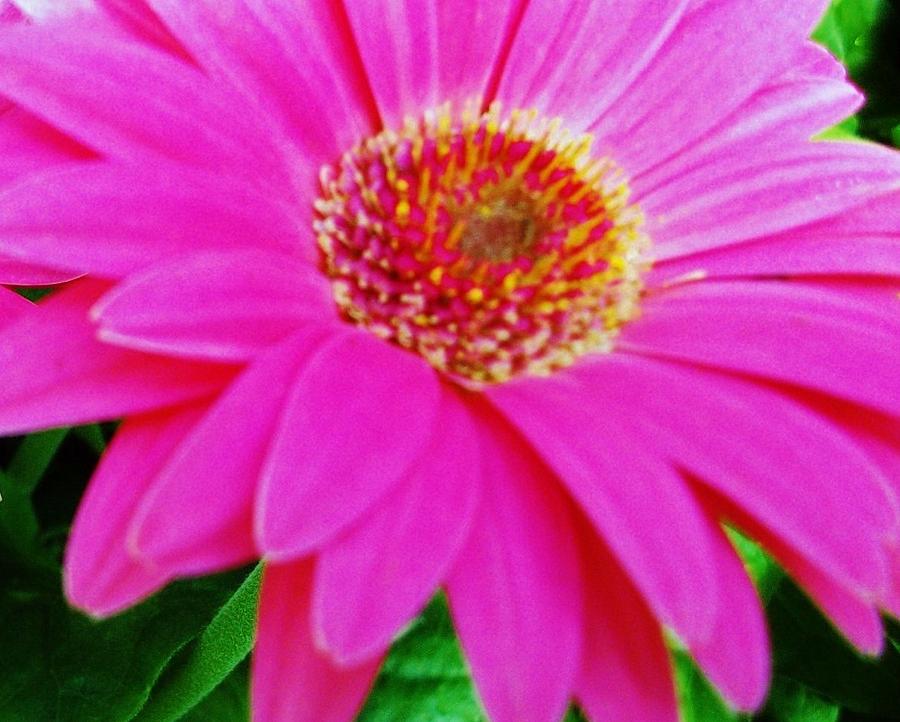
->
[1, 0, 899, 720]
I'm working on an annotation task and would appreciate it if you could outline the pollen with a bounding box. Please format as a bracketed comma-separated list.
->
[314, 101, 650, 386]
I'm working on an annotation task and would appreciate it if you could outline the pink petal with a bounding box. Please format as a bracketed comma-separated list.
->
[64, 404, 206, 617]
[487, 374, 719, 645]
[0, 255, 77, 286]
[0, 1, 23, 23]
[650, 189, 900, 282]
[703, 490, 885, 655]
[313, 385, 480, 665]
[644, 142, 900, 262]
[144, 0, 374, 164]
[0, 161, 307, 278]
[589, 0, 830, 175]
[635, 45, 863, 194]
[885, 546, 900, 621]
[497, 0, 688, 133]
[793, 40, 848, 79]
[127, 326, 334, 576]
[688, 522, 770, 711]
[576, 534, 678, 722]
[92, 250, 336, 362]
[94, 0, 188, 57]
[0, 280, 233, 435]
[446, 408, 582, 722]
[783, 549, 885, 656]
[343, 0, 523, 127]
[256, 331, 440, 559]
[0, 286, 30, 324]
[582, 353, 894, 596]
[8, 0, 88, 21]
[621, 280, 900, 417]
[0, 25, 294, 191]
[0, 105, 91, 187]
[253, 560, 381, 722]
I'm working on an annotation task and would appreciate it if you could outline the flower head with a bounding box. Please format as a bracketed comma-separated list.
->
[0, 1, 898, 721]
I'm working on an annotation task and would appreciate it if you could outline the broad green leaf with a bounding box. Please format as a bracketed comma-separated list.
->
[132, 564, 262, 722]
[813, 0, 885, 72]
[0, 566, 250, 722]
[357, 595, 485, 722]
[180, 662, 250, 722]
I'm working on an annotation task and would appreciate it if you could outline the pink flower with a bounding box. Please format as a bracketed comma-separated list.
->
[1, 1, 899, 720]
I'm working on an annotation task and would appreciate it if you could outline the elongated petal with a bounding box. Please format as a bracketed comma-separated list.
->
[0, 161, 306, 278]
[447, 409, 581, 722]
[576, 535, 678, 722]
[498, 0, 688, 133]
[590, 0, 829, 174]
[636, 47, 862, 194]
[94, 0, 187, 57]
[688, 523, 770, 710]
[256, 331, 440, 559]
[64, 404, 206, 617]
[582, 353, 894, 596]
[93, 250, 335, 362]
[343, 0, 522, 127]
[313, 386, 480, 665]
[0, 255, 76, 286]
[650, 189, 900, 282]
[885, 547, 900, 621]
[621, 281, 900, 417]
[488, 375, 718, 645]
[128, 326, 334, 575]
[0, 105, 91, 187]
[0, 280, 233, 435]
[253, 560, 381, 722]
[144, 0, 374, 164]
[0, 26, 293, 191]
[644, 142, 900, 261]
[702, 489, 885, 655]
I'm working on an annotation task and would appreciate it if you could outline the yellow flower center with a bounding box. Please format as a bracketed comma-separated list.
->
[315, 102, 650, 386]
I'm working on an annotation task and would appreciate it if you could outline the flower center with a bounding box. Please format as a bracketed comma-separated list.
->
[315, 103, 650, 386]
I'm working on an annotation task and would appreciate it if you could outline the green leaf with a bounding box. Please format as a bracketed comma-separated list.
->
[7, 427, 69, 494]
[762, 678, 840, 722]
[0, 468, 43, 561]
[766, 578, 900, 716]
[73, 424, 110, 456]
[357, 595, 485, 722]
[726, 528, 784, 603]
[0, 566, 250, 722]
[813, 0, 885, 73]
[674, 650, 749, 722]
[816, 116, 863, 142]
[131, 564, 262, 722]
[180, 662, 250, 722]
